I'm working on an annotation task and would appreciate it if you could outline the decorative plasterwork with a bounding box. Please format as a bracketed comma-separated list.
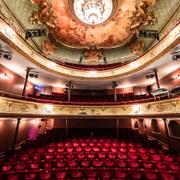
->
[29, 0, 157, 51]
[0, 96, 179, 117]
[0, 17, 179, 80]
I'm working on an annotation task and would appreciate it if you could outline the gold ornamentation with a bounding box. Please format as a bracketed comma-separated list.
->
[29, 0, 57, 29]
[41, 39, 56, 55]
[84, 50, 103, 64]
[130, 40, 145, 56]
[0, 96, 179, 117]
[128, 1, 157, 32]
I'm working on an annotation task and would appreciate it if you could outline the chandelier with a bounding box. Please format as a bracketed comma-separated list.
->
[73, 0, 113, 25]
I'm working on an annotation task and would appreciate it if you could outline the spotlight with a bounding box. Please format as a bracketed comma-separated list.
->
[25, 29, 47, 39]
[138, 30, 159, 40]
[0, 50, 12, 60]
[29, 72, 39, 78]
[171, 46, 180, 61]
[3, 53, 12, 60]
[145, 72, 155, 79]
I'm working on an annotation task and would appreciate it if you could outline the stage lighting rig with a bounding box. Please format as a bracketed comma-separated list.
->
[0, 49, 12, 60]
[171, 46, 180, 61]
[25, 29, 47, 39]
[138, 30, 159, 40]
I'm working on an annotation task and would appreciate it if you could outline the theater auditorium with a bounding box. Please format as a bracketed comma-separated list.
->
[0, 0, 180, 179]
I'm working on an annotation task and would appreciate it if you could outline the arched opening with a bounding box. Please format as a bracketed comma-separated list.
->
[168, 120, 180, 138]
[134, 121, 139, 129]
[151, 119, 160, 134]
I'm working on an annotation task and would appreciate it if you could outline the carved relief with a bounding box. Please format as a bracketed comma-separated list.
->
[128, 1, 157, 32]
[130, 40, 145, 56]
[29, 0, 57, 29]
[84, 50, 103, 64]
[0, 97, 179, 117]
[41, 39, 56, 55]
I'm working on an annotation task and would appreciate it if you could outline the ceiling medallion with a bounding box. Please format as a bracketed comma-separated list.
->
[73, 0, 113, 25]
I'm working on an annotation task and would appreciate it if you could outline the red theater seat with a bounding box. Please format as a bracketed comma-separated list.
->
[29, 162, 40, 170]
[98, 153, 106, 159]
[145, 172, 159, 180]
[55, 171, 67, 179]
[14, 163, 27, 171]
[81, 160, 91, 167]
[169, 163, 180, 171]
[143, 162, 154, 169]
[156, 162, 168, 170]
[130, 171, 143, 179]
[116, 160, 127, 168]
[161, 173, 176, 180]
[104, 160, 115, 167]
[42, 162, 52, 169]
[92, 160, 104, 167]
[86, 171, 98, 179]
[39, 172, 52, 180]
[100, 171, 112, 179]
[115, 171, 128, 179]
[77, 153, 85, 159]
[129, 161, 140, 168]
[70, 171, 84, 178]
[24, 173, 37, 180]
[107, 153, 116, 159]
[57, 148, 65, 153]
[1, 164, 12, 172]
[56, 161, 66, 168]
[117, 153, 127, 160]
[7, 174, 20, 180]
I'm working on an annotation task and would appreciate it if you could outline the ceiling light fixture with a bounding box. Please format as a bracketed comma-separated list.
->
[73, 0, 113, 25]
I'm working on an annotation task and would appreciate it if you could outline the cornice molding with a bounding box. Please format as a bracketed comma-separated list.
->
[0, 96, 179, 117]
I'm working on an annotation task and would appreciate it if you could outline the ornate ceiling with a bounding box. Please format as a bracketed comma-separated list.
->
[0, 0, 179, 66]
[30, 0, 157, 50]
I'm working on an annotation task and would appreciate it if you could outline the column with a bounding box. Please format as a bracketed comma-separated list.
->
[68, 81, 71, 101]
[163, 118, 171, 150]
[113, 81, 117, 102]
[22, 67, 32, 96]
[12, 118, 21, 151]
[116, 119, 119, 139]
[65, 118, 68, 139]
[153, 69, 160, 89]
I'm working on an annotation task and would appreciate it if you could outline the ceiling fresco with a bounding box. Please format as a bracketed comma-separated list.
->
[0, 0, 180, 65]
[29, 0, 157, 51]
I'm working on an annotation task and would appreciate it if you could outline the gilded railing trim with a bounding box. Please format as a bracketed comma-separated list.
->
[0, 96, 179, 117]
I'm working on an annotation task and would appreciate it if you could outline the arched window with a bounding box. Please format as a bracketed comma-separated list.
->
[134, 121, 139, 129]
[168, 120, 180, 138]
[151, 119, 160, 134]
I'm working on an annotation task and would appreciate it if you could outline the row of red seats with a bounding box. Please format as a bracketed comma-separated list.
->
[2, 160, 180, 172]
[1, 169, 180, 180]
[11, 152, 177, 163]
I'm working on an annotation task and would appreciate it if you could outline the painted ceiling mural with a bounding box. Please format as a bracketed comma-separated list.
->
[0, 0, 179, 65]
[30, 0, 157, 55]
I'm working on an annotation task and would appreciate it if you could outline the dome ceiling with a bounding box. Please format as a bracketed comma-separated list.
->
[1, 0, 179, 67]
[30, 0, 157, 51]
